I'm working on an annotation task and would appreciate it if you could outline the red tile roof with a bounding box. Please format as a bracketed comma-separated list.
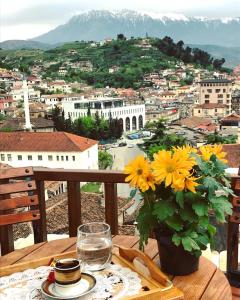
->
[221, 113, 240, 121]
[196, 103, 227, 109]
[0, 132, 97, 152]
[222, 144, 240, 168]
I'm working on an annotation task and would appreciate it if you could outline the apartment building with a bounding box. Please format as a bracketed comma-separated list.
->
[193, 79, 233, 119]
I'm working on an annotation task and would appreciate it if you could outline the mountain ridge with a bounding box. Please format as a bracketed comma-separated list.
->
[30, 10, 240, 47]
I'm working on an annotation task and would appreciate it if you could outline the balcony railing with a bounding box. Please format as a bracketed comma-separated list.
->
[34, 168, 127, 240]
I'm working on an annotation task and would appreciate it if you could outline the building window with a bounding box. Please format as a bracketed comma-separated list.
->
[227, 94, 230, 98]
[72, 156, 75, 161]
[18, 155, 22, 161]
[218, 94, 223, 99]
[198, 110, 201, 113]
[7, 154, 12, 161]
[66, 156, 68, 161]
[205, 100, 209, 104]
[216, 89, 221, 93]
[57, 155, 59, 161]
[207, 89, 212, 93]
[218, 100, 223, 104]
[61, 156, 64, 161]
[48, 155, 53, 161]
[1, 154, 5, 161]
[215, 109, 218, 112]
[205, 94, 209, 99]
[38, 155, 43, 161]
[223, 89, 226, 92]
[28, 155, 32, 160]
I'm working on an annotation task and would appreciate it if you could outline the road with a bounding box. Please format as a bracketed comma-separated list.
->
[108, 143, 144, 213]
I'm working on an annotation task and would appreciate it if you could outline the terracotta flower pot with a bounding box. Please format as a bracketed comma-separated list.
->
[154, 230, 199, 276]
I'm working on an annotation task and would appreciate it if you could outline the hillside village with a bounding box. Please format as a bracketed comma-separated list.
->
[1, 36, 240, 242]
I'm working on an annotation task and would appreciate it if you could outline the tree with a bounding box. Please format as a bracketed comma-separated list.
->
[117, 34, 126, 41]
[213, 58, 225, 70]
[98, 151, 113, 169]
[52, 106, 65, 131]
[141, 119, 189, 159]
[205, 131, 237, 144]
[0, 113, 6, 121]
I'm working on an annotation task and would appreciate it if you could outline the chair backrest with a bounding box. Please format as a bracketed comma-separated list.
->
[0, 167, 46, 255]
[227, 176, 240, 287]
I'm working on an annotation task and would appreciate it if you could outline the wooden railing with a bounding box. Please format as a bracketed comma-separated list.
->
[34, 168, 127, 239]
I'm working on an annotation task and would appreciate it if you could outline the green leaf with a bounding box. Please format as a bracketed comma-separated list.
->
[153, 201, 176, 221]
[179, 206, 195, 222]
[172, 233, 181, 246]
[199, 216, 209, 228]
[166, 215, 183, 231]
[196, 234, 209, 248]
[176, 191, 184, 208]
[210, 196, 232, 222]
[130, 189, 137, 198]
[136, 203, 157, 250]
[182, 237, 200, 252]
[192, 201, 209, 217]
[203, 177, 220, 194]
[207, 224, 216, 237]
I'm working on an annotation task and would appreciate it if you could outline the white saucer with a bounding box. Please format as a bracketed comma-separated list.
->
[41, 273, 96, 300]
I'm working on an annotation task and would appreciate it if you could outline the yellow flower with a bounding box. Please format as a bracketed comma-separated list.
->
[185, 176, 199, 193]
[171, 174, 199, 193]
[124, 155, 155, 192]
[151, 150, 194, 189]
[200, 144, 227, 163]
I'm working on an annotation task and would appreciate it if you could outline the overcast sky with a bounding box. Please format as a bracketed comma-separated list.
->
[0, 0, 239, 42]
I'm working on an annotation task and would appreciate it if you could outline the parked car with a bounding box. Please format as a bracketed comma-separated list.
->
[118, 142, 127, 147]
[128, 144, 134, 148]
[111, 143, 118, 148]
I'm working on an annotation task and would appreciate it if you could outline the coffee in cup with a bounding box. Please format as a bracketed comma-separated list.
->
[54, 258, 81, 285]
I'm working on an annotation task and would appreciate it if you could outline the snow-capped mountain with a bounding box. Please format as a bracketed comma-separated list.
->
[32, 10, 240, 46]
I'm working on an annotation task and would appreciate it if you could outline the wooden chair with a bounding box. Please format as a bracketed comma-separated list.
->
[0, 167, 47, 255]
[227, 175, 240, 288]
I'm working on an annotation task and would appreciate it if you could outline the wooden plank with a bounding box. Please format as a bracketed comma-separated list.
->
[200, 268, 232, 300]
[113, 235, 139, 248]
[0, 180, 36, 195]
[230, 211, 240, 223]
[0, 209, 40, 226]
[33, 180, 47, 243]
[133, 239, 159, 260]
[0, 242, 46, 266]
[104, 183, 118, 235]
[34, 168, 127, 183]
[16, 237, 77, 263]
[227, 222, 239, 273]
[172, 256, 216, 300]
[67, 181, 81, 237]
[232, 196, 240, 207]
[0, 167, 34, 180]
[0, 195, 38, 210]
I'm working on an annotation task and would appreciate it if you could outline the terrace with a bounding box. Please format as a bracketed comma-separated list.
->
[0, 167, 240, 299]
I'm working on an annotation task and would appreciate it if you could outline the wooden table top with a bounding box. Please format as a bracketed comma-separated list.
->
[0, 235, 232, 300]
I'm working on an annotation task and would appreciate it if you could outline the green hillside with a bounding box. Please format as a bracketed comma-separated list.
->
[0, 37, 225, 89]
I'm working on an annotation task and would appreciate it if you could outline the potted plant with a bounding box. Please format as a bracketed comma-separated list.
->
[124, 145, 233, 275]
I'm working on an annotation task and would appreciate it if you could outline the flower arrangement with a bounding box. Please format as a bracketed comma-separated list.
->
[124, 145, 233, 258]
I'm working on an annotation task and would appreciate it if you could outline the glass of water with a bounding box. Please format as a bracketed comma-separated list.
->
[76, 222, 112, 271]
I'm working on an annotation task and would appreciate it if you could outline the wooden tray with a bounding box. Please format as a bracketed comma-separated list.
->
[0, 246, 184, 300]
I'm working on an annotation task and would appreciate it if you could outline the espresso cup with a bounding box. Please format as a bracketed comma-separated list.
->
[54, 258, 81, 285]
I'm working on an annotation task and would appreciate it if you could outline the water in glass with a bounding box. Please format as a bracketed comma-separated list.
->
[77, 222, 112, 271]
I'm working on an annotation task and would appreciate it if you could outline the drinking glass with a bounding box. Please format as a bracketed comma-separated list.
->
[76, 222, 112, 271]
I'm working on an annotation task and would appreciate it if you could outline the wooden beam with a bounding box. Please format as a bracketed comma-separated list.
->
[67, 181, 81, 237]
[104, 183, 118, 235]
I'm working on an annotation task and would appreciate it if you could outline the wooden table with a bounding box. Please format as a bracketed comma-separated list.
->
[0, 235, 232, 300]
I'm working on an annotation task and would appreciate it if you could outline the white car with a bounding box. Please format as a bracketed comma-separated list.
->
[111, 143, 118, 148]
[128, 144, 134, 148]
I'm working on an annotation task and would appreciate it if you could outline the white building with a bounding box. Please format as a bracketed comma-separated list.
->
[0, 132, 98, 170]
[62, 97, 145, 131]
